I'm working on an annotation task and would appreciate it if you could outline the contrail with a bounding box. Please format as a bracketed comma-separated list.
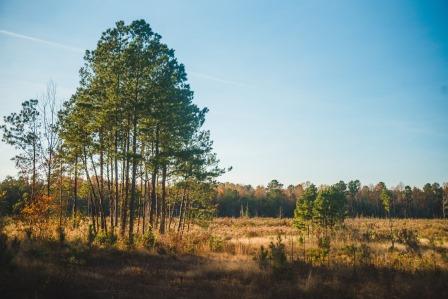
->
[0, 29, 84, 53]
[0, 29, 250, 87]
[190, 71, 252, 88]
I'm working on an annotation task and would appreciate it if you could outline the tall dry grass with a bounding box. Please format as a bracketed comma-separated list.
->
[1, 217, 448, 298]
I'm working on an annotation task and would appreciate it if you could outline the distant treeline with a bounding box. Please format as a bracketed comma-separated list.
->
[215, 180, 448, 218]
[1, 177, 447, 219]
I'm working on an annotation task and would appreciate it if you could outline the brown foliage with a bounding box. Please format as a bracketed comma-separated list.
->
[21, 194, 54, 237]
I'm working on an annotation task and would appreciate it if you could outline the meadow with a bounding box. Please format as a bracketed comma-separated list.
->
[1, 217, 447, 299]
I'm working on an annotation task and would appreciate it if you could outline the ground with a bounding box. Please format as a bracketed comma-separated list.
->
[1, 217, 448, 298]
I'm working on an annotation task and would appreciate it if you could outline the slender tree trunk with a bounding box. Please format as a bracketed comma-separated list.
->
[159, 164, 167, 234]
[99, 131, 107, 231]
[47, 149, 52, 196]
[72, 155, 78, 228]
[142, 170, 148, 234]
[137, 196, 141, 235]
[128, 111, 138, 243]
[32, 141, 36, 201]
[114, 131, 119, 228]
[82, 146, 101, 234]
[120, 126, 130, 237]
[155, 176, 159, 229]
[89, 191, 97, 234]
[149, 126, 159, 227]
[168, 188, 179, 231]
[184, 195, 192, 234]
[90, 153, 106, 231]
[137, 164, 143, 235]
[108, 155, 114, 228]
[177, 185, 187, 233]
[59, 157, 63, 227]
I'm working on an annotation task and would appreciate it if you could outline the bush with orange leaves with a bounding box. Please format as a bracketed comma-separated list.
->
[21, 194, 54, 238]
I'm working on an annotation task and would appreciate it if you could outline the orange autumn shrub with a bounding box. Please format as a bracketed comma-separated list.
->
[21, 194, 54, 238]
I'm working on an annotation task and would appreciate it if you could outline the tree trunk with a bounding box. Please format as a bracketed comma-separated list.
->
[59, 157, 63, 227]
[90, 153, 106, 231]
[82, 146, 101, 234]
[120, 127, 130, 237]
[72, 155, 78, 228]
[32, 140, 36, 201]
[177, 186, 188, 234]
[114, 131, 119, 228]
[128, 111, 138, 244]
[149, 126, 159, 227]
[99, 131, 106, 231]
[89, 191, 97, 234]
[108, 154, 114, 228]
[47, 148, 52, 196]
[184, 195, 192, 234]
[159, 164, 167, 234]
[142, 170, 148, 234]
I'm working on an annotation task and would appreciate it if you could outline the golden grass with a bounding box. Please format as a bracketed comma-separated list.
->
[1, 217, 448, 298]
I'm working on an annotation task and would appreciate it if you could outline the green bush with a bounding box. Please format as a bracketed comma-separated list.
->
[208, 235, 224, 252]
[254, 234, 289, 277]
[143, 226, 157, 249]
[307, 248, 325, 264]
[317, 236, 331, 258]
[269, 234, 288, 276]
[254, 245, 269, 270]
[95, 230, 117, 247]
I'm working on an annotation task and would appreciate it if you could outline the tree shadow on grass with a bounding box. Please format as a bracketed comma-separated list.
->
[1, 238, 447, 299]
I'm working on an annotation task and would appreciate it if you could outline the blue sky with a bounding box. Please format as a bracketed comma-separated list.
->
[0, 0, 447, 187]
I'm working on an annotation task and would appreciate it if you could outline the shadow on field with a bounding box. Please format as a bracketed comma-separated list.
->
[1, 238, 447, 299]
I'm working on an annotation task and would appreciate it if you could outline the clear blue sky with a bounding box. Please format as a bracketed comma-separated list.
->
[1, 0, 447, 187]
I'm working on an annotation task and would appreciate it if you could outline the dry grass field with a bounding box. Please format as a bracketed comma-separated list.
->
[1, 217, 448, 299]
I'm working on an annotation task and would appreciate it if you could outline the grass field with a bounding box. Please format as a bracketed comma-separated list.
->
[1, 217, 448, 298]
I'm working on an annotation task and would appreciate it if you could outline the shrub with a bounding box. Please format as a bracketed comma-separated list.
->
[269, 234, 288, 277]
[254, 234, 289, 277]
[359, 243, 372, 266]
[396, 228, 420, 253]
[254, 245, 269, 270]
[317, 236, 331, 258]
[307, 248, 324, 265]
[87, 224, 95, 248]
[143, 226, 157, 249]
[361, 224, 376, 242]
[95, 230, 117, 247]
[208, 235, 224, 252]
[342, 244, 358, 267]
[21, 194, 54, 238]
[56, 226, 65, 244]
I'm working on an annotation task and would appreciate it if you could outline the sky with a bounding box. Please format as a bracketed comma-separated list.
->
[0, 0, 447, 188]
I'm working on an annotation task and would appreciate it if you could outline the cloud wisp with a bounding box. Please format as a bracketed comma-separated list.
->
[0, 29, 250, 87]
[0, 29, 84, 53]
[190, 71, 252, 88]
